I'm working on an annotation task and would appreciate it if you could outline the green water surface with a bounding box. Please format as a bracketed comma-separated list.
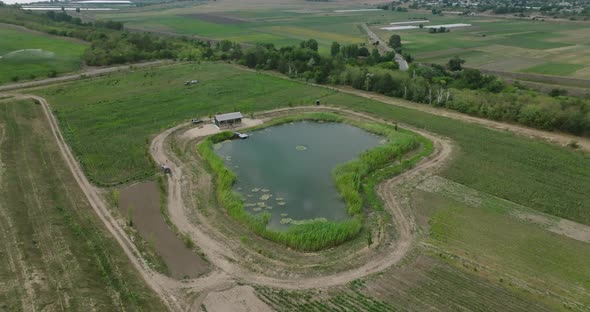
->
[215, 121, 382, 230]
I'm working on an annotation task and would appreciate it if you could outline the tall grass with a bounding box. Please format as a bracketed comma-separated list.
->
[333, 124, 419, 215]
[197, 113, 429, 251]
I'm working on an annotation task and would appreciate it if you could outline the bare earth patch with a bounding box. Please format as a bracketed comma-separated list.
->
[202, 285, 272, 312]
[514, 212, 590, 243]
[181, 118, 263, 141]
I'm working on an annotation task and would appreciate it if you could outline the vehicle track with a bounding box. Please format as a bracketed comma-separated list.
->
[150, 107, 452, 288]
[7, 94, 452, 310]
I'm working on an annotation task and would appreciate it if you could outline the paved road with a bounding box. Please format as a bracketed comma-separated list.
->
[361, 23, 409, 71]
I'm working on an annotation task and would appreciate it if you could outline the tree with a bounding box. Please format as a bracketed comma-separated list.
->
[448, 56, 465, 71]
[358, 47, 370, 57]
[370, 48, 380, 63]
[218, 40, 233, 52]
[419, 23, 424, 28]
[76, 7, 80, 12]
[388, 34, 402, 49]
[402, 52, 413, 63]
[330, 41, 340, 57]
[300, 39, 318, 51]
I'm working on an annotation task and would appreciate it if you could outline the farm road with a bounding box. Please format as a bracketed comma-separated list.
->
[241, 67, 590, 152]
[361, 23, 409, 71]
[149, 106, 452, 299]
[3, 92, 453, 310]
[0, 60, 173, 92]
[3, 65, 589, 309]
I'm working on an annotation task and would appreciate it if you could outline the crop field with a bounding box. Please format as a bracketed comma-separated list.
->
[0, 24, 86, 85]
[413, 186, 590, 308]
[38, 63, 336, 185]
[86, 0, 590, 79]
[0, 99, 165, 311]
[3, 0, 590, 309]
[32, 61, 590, 310]
[371, 16, 590, 79]
[36, 62, 590, 222]
[92, 7, 414, 53]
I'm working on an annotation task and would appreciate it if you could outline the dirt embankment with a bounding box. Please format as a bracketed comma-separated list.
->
[18, 88, 450, 310]
[6, 94, 426, 310]
[150, 106, 453, 291]
[3, 87, 588, 310]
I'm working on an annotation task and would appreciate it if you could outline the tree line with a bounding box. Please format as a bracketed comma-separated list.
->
[1, 5, 588, 136]
[225, 39, 588, 135]
[0, 7, 208, 66]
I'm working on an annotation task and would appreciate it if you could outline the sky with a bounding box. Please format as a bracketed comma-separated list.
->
[3, 0, 48, 4]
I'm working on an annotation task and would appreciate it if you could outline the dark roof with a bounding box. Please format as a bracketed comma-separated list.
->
[215, 112, 243, 122]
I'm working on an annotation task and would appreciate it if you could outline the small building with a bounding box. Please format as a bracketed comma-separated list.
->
[214, 112, 243, 128]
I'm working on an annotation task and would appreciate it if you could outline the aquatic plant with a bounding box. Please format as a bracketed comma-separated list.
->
[197, 114, 430, 251]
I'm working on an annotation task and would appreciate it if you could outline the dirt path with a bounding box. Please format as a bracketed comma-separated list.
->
[339, 87, 590, 151]
[0, 60, 174, 92]
[243, 67, 590, 152]
[3, 94, 185, 310]
[3, 95, 452, 311]
[2, 93, 452, 310]
[4, 90, 588, 310]
[150, 106, 452, 291]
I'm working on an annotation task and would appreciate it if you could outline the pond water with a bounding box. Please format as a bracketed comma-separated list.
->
[215, 121, 383, 230]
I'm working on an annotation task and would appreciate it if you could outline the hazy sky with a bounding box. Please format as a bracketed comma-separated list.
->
[3, 0, 47, 4]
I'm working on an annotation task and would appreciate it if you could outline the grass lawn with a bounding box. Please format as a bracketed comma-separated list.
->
[0, 99, 165, 310]
[0, 25, 86, 85]
[520, 62, 586, 76]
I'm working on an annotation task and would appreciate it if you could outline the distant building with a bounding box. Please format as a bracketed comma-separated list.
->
[214, 112, 243, 128]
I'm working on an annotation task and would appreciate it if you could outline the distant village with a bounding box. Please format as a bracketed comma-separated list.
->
[380, 0, 590, 19]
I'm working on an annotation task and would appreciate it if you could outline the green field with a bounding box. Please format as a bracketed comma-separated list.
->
[372, 17, 590, 78]
[36, 62, 590, 224]
[89, 2, 590, 78]
[93, 7, 410, 53]
[520, 62, 586, 75]
[30, 61, 590, 310]
[0, 99, 165, 310]
[39, 63, 335, 184]
[0, 25, 86, 84]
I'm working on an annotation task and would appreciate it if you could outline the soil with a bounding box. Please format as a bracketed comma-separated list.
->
[201, 285, 273, 312]
[150, 105, 453, 291]
[513, 211, 590, 243]
[180, 118, 263, 141]
[5, 91, 585, 311]
[119, 181, 210, 279]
